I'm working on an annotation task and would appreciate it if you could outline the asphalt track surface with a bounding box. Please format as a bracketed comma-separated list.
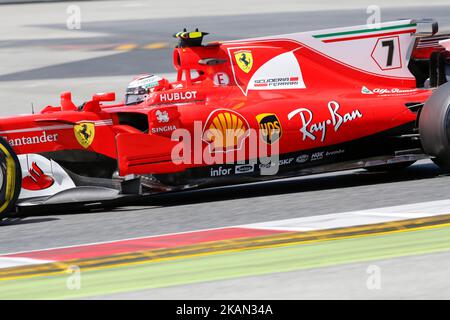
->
[1, 0, 450, 298]
[2, 161, 450, 254]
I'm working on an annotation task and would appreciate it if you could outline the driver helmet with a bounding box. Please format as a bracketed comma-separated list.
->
[125, 74, 167, 105]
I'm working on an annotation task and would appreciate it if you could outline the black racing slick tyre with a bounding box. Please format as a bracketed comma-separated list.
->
[419, 82, 450, 171]
[0, 137, 21, 218]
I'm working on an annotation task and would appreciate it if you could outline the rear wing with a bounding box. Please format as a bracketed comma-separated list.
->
[411, 19, 449, 59]
[414, 34, 450, 59]
[409, 19, 450, 87]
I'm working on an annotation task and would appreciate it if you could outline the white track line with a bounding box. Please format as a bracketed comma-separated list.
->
[0, 257, 53, 269]
[240, 199, 450, 231]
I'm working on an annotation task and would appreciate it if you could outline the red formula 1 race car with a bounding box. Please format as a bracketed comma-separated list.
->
[1, 19, 450, 218]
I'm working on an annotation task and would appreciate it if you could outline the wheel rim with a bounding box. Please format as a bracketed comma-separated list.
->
[0, 161, 4, 190]
[0, 143, 18, 215]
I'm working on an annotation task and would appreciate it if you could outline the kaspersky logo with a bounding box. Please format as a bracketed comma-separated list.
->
[256, 113, 282, 144]
[202, 109, 250, 153]
[234, 50, 253, 73]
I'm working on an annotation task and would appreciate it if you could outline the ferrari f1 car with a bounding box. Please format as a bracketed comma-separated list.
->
[1, 19, 450, 217]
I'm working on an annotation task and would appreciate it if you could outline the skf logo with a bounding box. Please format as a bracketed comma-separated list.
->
[22, 162, 54, 191]
[256, 113, 282, 144]
[74, 122, 95, 149]
[234, 50, 253, 73]
[203, 109, 250, 153]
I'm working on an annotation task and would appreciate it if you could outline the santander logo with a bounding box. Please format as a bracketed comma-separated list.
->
[22, 162, 55, 191]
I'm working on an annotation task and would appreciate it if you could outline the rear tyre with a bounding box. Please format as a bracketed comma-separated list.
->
[364, 161, 416, 172]
[0, 137, 21, 219]
[419, 82, 450, 171]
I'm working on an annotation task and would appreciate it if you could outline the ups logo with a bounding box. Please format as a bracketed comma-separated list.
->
[256, 113, 282, 144]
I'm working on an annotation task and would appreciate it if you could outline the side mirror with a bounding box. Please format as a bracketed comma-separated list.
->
[60, 91, 77, 111]
[92, 92, 116, 102]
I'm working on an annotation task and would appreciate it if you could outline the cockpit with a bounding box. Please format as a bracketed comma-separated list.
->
[125, 74, 171, 106]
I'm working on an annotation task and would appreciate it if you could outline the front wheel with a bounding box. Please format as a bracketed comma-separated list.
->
[0, 137, 21, 219]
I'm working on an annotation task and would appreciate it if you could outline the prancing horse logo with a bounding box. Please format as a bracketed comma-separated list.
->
[234, 50, 253, 73]
[74, 122, 95, 149]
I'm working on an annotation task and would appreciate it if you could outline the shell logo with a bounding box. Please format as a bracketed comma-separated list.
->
[202, 109, 250, 152]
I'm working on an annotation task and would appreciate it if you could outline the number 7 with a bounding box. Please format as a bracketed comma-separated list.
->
[382, 40, 394, 67]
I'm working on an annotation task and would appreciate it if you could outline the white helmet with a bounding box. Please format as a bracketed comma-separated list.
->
[125, 74, 163, 105]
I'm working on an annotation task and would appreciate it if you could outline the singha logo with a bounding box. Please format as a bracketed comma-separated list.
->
[156, 110, 170, 123]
